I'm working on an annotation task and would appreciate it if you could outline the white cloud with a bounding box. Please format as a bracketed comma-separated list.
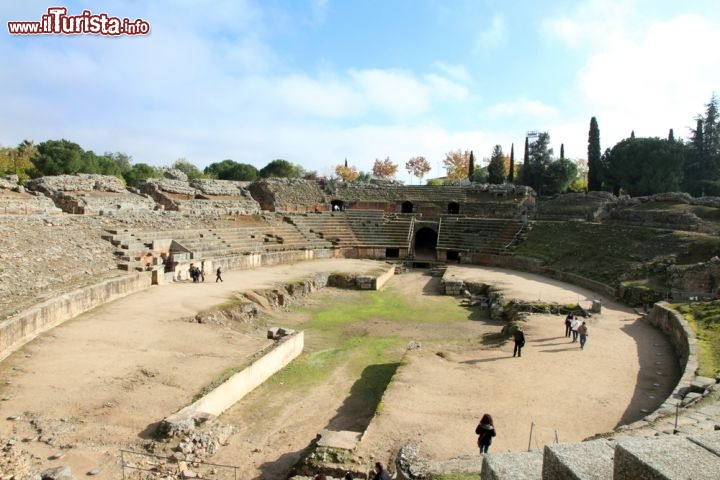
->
[484, 99, 558, 119]
[349, 69, 431, 117]
[432, 62, 471, 84]
[541, 0, 639, 49]
[476, 14, 506, 51]
[576, 14, 720, 147]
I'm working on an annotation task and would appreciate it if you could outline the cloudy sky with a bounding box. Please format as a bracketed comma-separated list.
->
[2, 0, 719, 180]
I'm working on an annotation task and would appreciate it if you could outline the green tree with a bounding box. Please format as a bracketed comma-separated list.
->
[587, 117, 602, 191]
[32, 139, 85, 176]
[487, 145, 506, 184]
[204, 159, 258, 181]
[606, 137, 686, 196]
[356, 171, 372, 183]
[508, 143, 515, 183]
[684, 95, 720, 195]
[0, 140, 36, 181]
[526, 132, 553, 195]
[259, 159, 303, 178]
[545, 157, 578, 194]
[172, 158, 204, 180]
[123, 163, 162, 188]
[468, 151, 475, 180]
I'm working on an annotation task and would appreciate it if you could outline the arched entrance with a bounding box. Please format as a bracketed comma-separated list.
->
[330, 199, 345, 211]
[413, 227, 437, 260]
[447, 202, 460, 214]
[401, 201, 414, 214]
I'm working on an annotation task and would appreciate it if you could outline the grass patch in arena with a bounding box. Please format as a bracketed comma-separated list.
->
[304, 287, 469, 331]
[674, 301, 720, 377]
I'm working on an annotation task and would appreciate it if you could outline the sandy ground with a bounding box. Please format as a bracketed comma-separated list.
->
[0, 261, 679, 479]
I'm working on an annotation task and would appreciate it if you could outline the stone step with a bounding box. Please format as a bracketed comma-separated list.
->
[541, 439, 614, 480]
[480, 450, 543, 480]
[614, 434, 720, 479]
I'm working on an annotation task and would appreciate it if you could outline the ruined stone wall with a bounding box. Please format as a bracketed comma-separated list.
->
[1, 176, 60, 214]
[606, 192, 720, 233]
[248, 179, 326, 212]
[668, 257, 720, 300]
[535, 191, 618, 221]
[25, 174, 156, 214]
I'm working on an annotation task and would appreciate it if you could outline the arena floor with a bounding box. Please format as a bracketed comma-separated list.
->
[0, 261, 679, 479]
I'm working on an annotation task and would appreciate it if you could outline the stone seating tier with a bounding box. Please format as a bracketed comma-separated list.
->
[437, 216, 524, 254]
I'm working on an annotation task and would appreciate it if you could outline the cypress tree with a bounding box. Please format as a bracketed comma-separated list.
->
[630, 130, 636, 139]
[668, 129, 675, 142]
[560, 143, 565, 160]
[468, 150, 475, 180]
[521, 136, 531, 189]
[587, 117, 602, 191]
[509, 143, 515, 183]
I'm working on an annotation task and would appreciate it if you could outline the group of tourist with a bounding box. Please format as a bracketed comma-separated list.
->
[187, 264, 224, 283]
[188, 264, 204, 283]
[564, 313, 589, 349]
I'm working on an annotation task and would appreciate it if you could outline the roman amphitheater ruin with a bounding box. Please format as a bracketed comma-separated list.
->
[1, 171, 719, 480]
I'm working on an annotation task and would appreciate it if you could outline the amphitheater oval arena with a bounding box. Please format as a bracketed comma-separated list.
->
[1, 176, 718, 479]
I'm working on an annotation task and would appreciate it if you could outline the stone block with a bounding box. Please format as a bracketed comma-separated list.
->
[682, 392, 703, 407]
[690, 376, 717, 394]
[614, 434, 720, 479]
[542, 439, 614, 480]
[688, 431, 720, 456]
[480, 450, 543, 480]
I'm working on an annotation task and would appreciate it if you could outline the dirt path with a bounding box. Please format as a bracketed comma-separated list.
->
[0, 262, 679, 479]
[354, 266, 679, 466]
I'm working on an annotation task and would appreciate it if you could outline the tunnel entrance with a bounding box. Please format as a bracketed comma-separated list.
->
[447, 202, 460, 214]
[413, 227, 437, 260]
[401, 201, 414, 214]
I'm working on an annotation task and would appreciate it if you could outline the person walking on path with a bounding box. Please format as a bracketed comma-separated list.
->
[564, 313, 573, 337]
[369, 462, 390, 480]
[570, 317, 580, 342]
[578, 321, 588, 350]
[216, 266, 223, 283]
[476, 413, 496, 454]
[513, 328, 525, 357]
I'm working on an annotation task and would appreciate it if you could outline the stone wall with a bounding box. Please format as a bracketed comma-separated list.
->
[25, 174, 156, 214]
[162, 332, 304, 430]
[0, 271, 152, 361]
[667, 257, 720, 300]
[140, 178, 260, 215]
[535, 191, 618, 221]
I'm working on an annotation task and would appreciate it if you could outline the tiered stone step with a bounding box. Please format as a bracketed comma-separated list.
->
[481, 450, 543, 480]
[613, 433, 720, 479]
[541, 439, 615, 480]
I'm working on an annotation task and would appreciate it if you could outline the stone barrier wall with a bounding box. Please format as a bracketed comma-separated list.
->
[166, 332, 304, 425]
[0, 271, 152, 361]
[642, 302, 696, 406]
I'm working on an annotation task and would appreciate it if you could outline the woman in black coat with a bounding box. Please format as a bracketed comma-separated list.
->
[476, 413, 496, 454]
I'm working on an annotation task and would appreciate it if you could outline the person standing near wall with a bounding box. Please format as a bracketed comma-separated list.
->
[216, 266, 223, 283]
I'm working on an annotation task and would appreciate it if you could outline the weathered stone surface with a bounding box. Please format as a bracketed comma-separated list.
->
[480, 450, 543, 480]
[689, 431, 720, 456]
[614, 434, 720, 480]
[542, 439, 614, 480]
[41, 465, 72, 480]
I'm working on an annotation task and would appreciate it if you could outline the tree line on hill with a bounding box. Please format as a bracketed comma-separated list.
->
[1, 95, 717, 197]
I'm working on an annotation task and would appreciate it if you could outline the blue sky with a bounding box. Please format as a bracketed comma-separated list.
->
[2, 0, 719, 180]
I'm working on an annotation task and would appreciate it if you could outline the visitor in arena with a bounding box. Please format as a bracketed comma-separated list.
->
[513, 328, 525, 357]
[578, 321, 588, 350]
[476, 413, 496, 454]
